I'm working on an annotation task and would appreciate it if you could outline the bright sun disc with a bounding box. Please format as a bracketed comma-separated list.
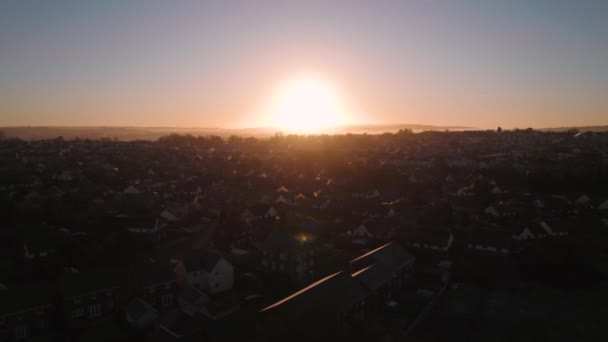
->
[269, 76, 347, 133]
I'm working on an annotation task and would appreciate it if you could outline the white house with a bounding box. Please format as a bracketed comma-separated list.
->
[512, 227, 535, 240]
[352, 224, 373, 239]
[180, 250, 234, 295]
[484, 205, 500, 217]
[160, 209, 178, 222]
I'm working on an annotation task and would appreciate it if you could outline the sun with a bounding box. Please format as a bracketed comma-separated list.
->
[268, 75, 348, 133]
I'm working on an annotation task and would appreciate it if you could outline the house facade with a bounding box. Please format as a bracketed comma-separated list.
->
[179, 250, 234, 295]
[0, 290, 53, 342]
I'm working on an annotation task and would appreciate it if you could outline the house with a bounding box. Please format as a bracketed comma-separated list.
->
[349, 242, 415, 300]
[241, 205, 278, 221]
[352, 224, 372, 239]
[240, 208, 255, 221]
[177, 249, 234, 295]
[125, 298, 159, 329]
[126, 217, 168, 241]
[484, 205, 500, 217]
[467, 229, 512, 254]
[124, 185, 142, 195]
[265, 206, 278, 219]
[352, 220, 396, 242]
[259, 242, 414, 341]
[409, 228, 454, 252]
[175, 284, 240, 321]
[296, 216, 322, 237]
[0, 287, 54, 342]
[160, 209, 178, 222]
[294, 193, 309, 207]
[130, 263, 178, 311]
[56, 169, 74, 181]
[176, 287, 210, 316]
[260, 232, 317, 283]
[260, 271, 369, 340]
[202, 292, 240, 320]
[58, 269, 124, 325]
[511, 226, 536, 240]
[276, 186, 289, 193]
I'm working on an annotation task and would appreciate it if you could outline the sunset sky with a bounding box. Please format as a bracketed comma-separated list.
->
[1, 0, 606, 130]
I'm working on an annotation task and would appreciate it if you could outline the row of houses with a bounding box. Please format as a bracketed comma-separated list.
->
[258, 242, 415, 340]
[0, 249, 234, 341]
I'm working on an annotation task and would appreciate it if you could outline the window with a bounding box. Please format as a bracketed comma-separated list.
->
[161, 294, 174, 307]
[164, 283, 171, 290]
[73, 296, 81, 304]
[71, 308, 84, 318]
[15, 324, 28, 340]
[88, 304, 102, 319]
[106, 290, 113, 296]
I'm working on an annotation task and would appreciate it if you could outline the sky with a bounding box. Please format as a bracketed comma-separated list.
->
[1, 0, 607, 129]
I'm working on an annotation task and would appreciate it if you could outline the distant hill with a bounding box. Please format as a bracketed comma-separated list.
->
[0, 126, 276, 141]
[333, 124, 476, 134]
[0, 124, 473, 141]
[539, 125, 608, 133]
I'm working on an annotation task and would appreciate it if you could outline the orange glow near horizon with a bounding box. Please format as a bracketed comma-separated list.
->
[265, 75, 353, 133]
